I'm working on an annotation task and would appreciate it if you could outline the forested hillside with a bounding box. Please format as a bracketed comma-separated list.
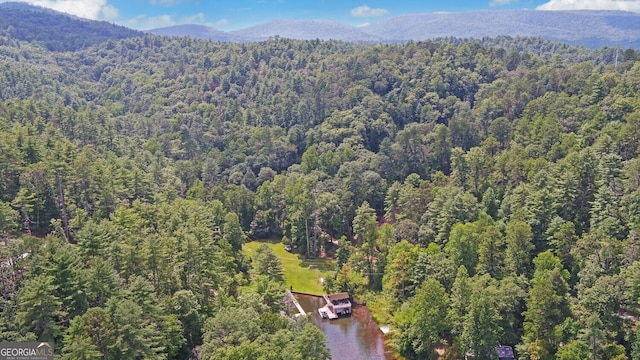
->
[0, 31, 640, 360]
[0, 2, 142, 51]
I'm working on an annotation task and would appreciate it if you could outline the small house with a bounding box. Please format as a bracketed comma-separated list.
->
[319, 292, 352, 319]
[327, 292, 351, 316]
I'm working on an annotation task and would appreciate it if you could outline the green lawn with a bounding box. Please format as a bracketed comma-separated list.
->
[243, 239, 334, 295]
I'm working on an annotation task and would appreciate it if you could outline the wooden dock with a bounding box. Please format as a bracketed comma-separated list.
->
[318, 303, 339, 319]
[284, 290, 306, 317]
[320, 295, 338, 319]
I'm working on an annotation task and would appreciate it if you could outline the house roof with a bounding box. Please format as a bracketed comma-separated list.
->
[328, 292, 350, 301]
[496, 346, 515, 358]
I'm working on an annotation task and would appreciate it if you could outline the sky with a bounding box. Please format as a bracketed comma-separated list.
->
[2, 0, 640, 31]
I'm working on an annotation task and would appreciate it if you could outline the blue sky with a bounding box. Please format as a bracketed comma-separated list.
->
[3, 0, 640, 30]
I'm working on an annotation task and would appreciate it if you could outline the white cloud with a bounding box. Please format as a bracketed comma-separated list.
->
[181, 12, 205, 23]
[0, 0, 228, 30]
[213, 18, 230, 28]
[350, 5, 389, 18]
[8, 0, 119, 20]
[125, 14, 175, 30]
[490, 0, 520, 6]
[537, 0, 640, 12]
[100, 4, 119, 20]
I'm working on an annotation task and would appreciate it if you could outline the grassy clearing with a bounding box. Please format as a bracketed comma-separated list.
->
[243, 239, 334, 295]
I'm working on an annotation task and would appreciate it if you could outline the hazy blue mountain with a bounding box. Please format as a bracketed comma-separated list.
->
[2, 2, 640, 49]
[227, 19, 382, 42]
[151, 10, 640, 48]
[0, 1, 142, 51]
[361, 10, 640, 48]
[147, 24, 249, 43]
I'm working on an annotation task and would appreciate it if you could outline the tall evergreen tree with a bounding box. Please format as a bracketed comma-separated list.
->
[252, 243, 285, 282]
[16, 274, 65, 343]
[523, 251, 571, 357]
[222, 212, 246, 253]
[462, 291, 501, 360]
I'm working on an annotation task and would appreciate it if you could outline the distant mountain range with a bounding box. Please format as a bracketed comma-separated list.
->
[228, 19, 382, 43]
[149, 24, 246, 43]
[1, 2, 639, 49]
[149, 10, 640, 49]
[360, 10, 640, 47]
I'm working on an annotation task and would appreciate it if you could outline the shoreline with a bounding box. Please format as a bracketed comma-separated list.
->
[294, 293, 398, 360]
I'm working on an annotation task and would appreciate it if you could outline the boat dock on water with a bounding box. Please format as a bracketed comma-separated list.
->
[284, 290, 307, 317]
[318, 292, 351, 320]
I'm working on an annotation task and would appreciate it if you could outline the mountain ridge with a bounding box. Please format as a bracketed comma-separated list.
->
[151, 9, 640, 48]
[359, 10, 640, 46]
[226, 19, 383, 42]
[147, 24, 249, 43]
[0, 1, 143, 51]
[1, 2, 640, 48]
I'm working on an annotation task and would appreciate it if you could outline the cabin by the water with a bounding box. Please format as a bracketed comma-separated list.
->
[318, 292, 352, 319]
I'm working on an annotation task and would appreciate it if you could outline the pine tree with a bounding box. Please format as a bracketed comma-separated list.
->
[447, 266, 471, 337]
[16, 274, 66, 342]
[505, 220, 534, 276]
[523, 251, 570, 356]
[383, 240, 418, 299]
[106, 298, 165, 360]
[61, 333, 102, 360]
[462, 291, 501, 360]
[353, 201, 378, 286]
[223, 212, 246, 253]
[166, 290, 202, 351]
[0, 201, 17, 243]
[252, 243, 285, 282]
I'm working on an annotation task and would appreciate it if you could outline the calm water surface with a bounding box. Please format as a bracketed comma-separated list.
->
[295, 294, 395, 360]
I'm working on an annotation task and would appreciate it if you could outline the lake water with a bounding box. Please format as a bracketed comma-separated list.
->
[295, 294, 396, 360]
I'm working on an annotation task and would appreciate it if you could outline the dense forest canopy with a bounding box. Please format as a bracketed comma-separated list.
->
[0, 30, 640, 359]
